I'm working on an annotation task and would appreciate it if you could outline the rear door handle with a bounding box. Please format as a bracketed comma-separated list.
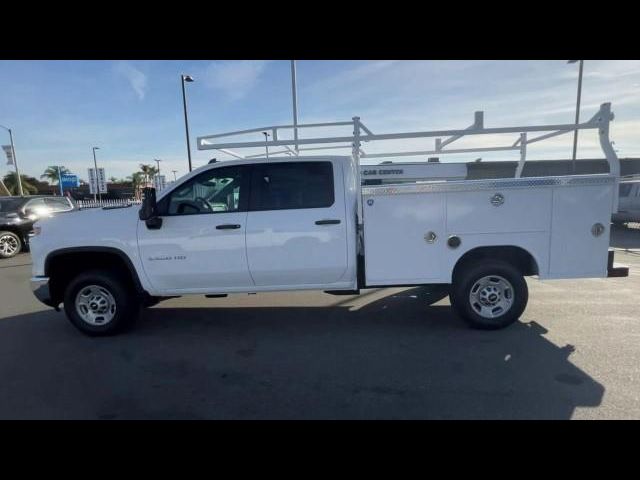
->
[216, 224, 241, 230]
[315, 219, 341, 225]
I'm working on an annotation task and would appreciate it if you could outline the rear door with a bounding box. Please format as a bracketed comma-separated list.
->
[245, 160, 349, 287]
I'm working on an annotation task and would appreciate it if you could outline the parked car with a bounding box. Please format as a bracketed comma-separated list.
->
[612, 177, 640, 225]
[0, 196, 74, 259]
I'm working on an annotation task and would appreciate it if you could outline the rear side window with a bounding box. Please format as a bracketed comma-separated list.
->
[250, 162, 335, 211]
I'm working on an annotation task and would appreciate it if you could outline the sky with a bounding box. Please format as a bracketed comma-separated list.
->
[0, 60, 638, 183]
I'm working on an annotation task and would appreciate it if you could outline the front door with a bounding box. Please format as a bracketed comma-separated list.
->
[245, 160, 349, 287]
[137, 165, 253, 293]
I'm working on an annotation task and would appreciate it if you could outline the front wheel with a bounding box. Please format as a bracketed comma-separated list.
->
[63, 269, 140, 336]
[0, 231, 22, 259]
[450, 260, 528, 330]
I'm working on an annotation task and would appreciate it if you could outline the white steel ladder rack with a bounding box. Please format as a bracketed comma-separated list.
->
[197, 103, 620, 226]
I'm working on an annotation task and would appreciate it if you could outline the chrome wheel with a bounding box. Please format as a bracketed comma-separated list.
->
[75, 285, 117, 326]
[469, 275, 514, 319]
[0, 233, 19, 257]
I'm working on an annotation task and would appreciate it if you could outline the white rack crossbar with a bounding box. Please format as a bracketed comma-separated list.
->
[197, 103, 619, 225]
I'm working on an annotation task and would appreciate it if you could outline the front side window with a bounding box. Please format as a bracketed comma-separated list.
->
[161, 166, 248, 216]
[250, 161, 334, 211]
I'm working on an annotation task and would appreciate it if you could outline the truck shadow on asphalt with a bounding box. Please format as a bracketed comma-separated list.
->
[0, 287, 603, 419]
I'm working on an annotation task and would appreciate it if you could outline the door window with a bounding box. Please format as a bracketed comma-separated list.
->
[161, 166, 249, 215]
[249, 162, 334, 211]
[24, 198, 49, 217]
[44, 197, 73, 212]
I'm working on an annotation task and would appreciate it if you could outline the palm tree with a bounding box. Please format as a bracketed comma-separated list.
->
[41, 166, 69, 185]
[0, 178, 10, 196]
[128, 172, 145, 199]
[139, 164, 158, 187]
[3, 172, 38, 195]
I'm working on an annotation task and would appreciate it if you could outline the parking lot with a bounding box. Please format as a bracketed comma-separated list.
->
[0, 224, 638, 419]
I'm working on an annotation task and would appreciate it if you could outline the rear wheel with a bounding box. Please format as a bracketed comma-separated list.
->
[63, 269, 140, 336]
[450, 260, 528, 330]
[0, 231, 22, 259]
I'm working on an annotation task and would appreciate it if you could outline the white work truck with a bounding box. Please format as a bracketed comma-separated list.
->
[29, 103, 628, 335]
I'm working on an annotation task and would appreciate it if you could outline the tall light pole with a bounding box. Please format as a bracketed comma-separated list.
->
[58, 166, 64, 196]
[290, 60, 299, 154]
[0, 125, 24, 196]
[154, 158, 162, 190]
[568, 60, 584, 174]
[92, 146, 101, 201]
[262, 131, 270, 159]
[181, 74, 195, 172]
[172, 170, 177, 182]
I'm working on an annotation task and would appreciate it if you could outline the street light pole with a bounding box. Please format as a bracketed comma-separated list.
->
[58, 166, 64, 196]
[291, 60, 299, 154]
[154, 158, 162, 189]
[181, 74, 195, 172]
[0, 125, 24, 196]
[92, 146, 101, 202]
[263, 131, 270, 159]
[568, 60, 584, 174]
[172, 170, 177, 182]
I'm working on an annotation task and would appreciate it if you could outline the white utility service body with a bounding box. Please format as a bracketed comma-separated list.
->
[28, 102, 628, 335]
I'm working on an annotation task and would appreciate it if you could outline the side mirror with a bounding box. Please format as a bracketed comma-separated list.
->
[139, 187, 163, 229]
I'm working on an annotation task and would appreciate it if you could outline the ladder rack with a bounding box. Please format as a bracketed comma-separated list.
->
[197, 103, 620, 225]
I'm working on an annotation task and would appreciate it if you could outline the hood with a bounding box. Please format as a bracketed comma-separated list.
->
[35, 205, 141, 248]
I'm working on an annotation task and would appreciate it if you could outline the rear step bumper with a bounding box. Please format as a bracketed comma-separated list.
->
[608, 250, 630, 278]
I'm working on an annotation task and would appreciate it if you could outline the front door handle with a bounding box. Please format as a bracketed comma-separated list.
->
[315, 219, 341, 225]
[216, 224, 241, 230]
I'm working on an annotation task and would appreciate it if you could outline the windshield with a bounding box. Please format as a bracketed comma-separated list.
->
[0, 198, 26, 213]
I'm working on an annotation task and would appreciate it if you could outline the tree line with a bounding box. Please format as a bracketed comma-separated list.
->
[2, 163, 161, 196]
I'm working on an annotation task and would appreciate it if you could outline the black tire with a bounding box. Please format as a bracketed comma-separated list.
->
[0, 230, 22, 259]
[63, 269, 140, 336]
[450, 260, 528, 330]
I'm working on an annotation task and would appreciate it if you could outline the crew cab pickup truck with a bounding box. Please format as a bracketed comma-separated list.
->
[29, 103, 628, 335]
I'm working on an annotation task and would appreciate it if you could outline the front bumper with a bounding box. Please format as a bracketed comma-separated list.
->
[30, 276, 55, 307]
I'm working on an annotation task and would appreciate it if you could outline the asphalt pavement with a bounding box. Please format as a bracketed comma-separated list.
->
[0, 224, 638, 419]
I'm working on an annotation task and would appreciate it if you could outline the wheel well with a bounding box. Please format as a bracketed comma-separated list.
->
[0, 227, 25, 242]
[452, 246, 539, 281]
[46, 249, 145, 306]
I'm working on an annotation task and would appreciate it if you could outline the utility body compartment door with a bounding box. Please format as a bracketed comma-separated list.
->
[363, 191, 446, 285]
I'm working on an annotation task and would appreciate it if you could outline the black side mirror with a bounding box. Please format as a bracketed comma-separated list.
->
[139, 187, 163, 229]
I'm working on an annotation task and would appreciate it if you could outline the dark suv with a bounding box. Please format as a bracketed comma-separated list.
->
[0, 196, 75, 259]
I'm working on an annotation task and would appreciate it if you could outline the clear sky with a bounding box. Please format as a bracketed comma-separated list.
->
[0, 60, 638, 183]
